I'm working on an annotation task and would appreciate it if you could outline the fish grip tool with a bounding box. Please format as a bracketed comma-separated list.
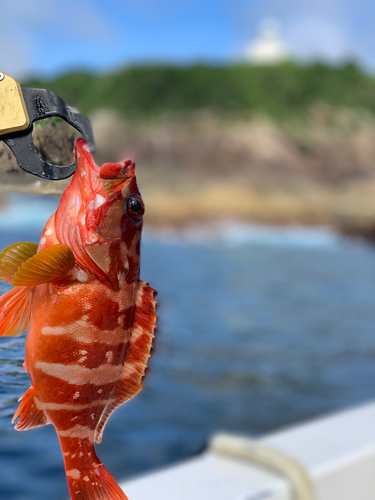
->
[0, 72, 96, 180]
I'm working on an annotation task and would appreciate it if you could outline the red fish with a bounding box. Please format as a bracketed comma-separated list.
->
[0, 138, 157, 500]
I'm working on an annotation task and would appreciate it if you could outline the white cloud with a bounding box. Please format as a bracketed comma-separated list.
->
[1, 37, 34, 79]
[54, 2, 117, 43]
[236, 0, 375, 69]
[284, 16, 351, 63]
[0, 0, 118, 79]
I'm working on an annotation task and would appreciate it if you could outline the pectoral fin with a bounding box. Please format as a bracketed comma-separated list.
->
[95, 281, 157, 443]
[12, 244, 75, 286]
[0, 242, 38, 282]
[0, 286, 33, 337]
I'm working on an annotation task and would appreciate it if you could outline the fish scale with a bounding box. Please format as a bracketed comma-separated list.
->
[0, 138, 157, 500]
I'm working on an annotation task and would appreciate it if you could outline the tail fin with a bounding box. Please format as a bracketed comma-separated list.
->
[59, 437, 128, 500]
[67, 462, 128, 500]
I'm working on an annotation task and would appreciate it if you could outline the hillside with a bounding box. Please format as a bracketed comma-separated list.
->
[0, 62, 374, 239]
[23, 62, 375, 121]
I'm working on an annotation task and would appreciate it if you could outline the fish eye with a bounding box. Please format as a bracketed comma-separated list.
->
[126, 194, 144, 221]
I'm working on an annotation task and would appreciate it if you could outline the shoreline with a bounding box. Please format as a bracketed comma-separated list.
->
[1, 111, 375, 245]
[0, 187, 373, 246]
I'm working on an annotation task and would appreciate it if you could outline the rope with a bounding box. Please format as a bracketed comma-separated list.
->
[209, 433, 315, 500]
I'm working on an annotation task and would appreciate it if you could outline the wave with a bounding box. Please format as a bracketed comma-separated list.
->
[0, 194, 59, 231]
[0, 195, 341, 249]
[144, 221, 341, 248]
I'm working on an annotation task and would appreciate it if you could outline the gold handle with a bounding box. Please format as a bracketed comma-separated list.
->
[0, 73, 30, 136]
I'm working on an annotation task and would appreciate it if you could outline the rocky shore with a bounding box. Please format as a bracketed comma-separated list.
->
[1, 108, 375, 242]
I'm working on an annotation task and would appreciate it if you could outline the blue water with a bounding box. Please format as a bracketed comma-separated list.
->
[1, 195, 375, 499]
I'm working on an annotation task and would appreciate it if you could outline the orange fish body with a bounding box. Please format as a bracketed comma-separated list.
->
[0, 139, 157, 500]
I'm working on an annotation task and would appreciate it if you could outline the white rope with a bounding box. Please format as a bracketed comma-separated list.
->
[209, 433, 315, 500]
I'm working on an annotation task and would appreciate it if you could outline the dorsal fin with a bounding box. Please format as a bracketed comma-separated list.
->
[0, 242, 38, 282]
[12, 244, 75, 286]
[95, 281, 157, 443]
[0, 286, 33, 337]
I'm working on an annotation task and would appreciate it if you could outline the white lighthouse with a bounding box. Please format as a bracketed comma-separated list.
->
[245, 20, 290, 65]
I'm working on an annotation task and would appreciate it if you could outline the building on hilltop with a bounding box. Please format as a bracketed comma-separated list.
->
[245, 19, 291, 65]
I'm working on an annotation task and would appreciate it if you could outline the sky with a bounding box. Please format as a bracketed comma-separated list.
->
[1, 0, 375, 79]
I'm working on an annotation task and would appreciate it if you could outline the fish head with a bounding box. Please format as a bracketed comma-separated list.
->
[55, 138, 144, 287]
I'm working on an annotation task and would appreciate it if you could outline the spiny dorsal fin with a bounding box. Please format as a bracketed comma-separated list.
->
[0, 286, 33, 337]
[12, 244, 75, 286]
[95, 281, 157, 443]
[0, 242, 38, 282]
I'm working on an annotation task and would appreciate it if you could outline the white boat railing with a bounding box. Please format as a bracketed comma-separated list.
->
[120, 401, 375, 500]
[209, 434, 314, 500]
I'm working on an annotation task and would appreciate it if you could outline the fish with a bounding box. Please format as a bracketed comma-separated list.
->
[0, 138, 157, 500]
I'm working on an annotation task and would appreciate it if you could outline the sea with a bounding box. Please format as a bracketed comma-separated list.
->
[1, 194, 375, 500]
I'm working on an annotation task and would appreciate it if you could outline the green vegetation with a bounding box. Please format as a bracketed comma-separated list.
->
[23, 62, 375, 120]
[33, 116, 63, 128]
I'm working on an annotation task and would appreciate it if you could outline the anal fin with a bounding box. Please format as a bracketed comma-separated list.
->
[95, 281, 157, 443]
[12, 386, 48, 431]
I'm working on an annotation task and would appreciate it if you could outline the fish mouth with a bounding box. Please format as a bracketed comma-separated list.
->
[73, 138, 135, 181]
[100, 159, 135, 180]
[73, 138, 100, 172]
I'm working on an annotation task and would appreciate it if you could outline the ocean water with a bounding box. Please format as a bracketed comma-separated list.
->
[1, 195, 375, 499]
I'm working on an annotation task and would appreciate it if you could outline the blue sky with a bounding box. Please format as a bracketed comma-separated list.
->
[2, 0, 375, 79]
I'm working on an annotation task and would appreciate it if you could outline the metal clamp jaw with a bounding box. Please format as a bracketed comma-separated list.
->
[0, 73, 96, 180]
